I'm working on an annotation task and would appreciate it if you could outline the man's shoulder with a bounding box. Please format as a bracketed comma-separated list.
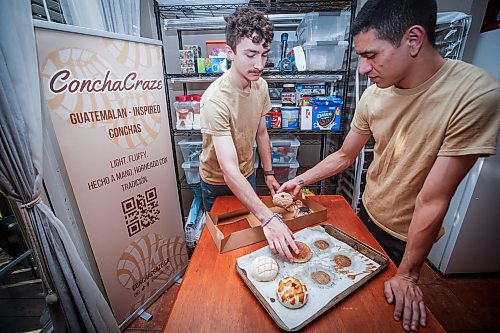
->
[202, 73, 232, 103]
[446, 60, 499, 90]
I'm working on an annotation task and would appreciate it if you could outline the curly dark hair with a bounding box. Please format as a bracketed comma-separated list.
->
[225, 6, 274, 53]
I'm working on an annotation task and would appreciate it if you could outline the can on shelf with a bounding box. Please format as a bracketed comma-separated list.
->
[266, 104, 282, 129]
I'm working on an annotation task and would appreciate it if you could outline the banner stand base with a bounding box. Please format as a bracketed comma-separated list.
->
[137, 309, 153, 322]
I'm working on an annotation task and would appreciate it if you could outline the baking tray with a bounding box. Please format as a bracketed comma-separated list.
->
[236, 224, 389, 331]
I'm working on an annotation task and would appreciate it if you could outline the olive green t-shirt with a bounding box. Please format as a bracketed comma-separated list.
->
[351, 60, 500, 241]
[200, 69, 271, 185]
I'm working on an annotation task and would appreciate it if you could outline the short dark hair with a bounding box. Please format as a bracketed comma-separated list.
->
[225, 6, 274, 53]
[351, 0, 437, 47]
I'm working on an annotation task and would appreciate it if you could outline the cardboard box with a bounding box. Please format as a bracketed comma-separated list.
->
[296, 83, 327, 95]
[205, 40, 226, 57]
[183, 44, 201, 58]
[300, 106, 313, 130]
[205, 57, 227, 73]
[206, 196, 327, 253]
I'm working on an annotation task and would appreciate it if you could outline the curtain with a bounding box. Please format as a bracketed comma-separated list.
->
[0, 2, 119, 332]
[60, 0, 140, 36]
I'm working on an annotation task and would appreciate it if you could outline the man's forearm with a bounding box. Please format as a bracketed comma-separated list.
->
[296, 150, 354, 186]
[223, 168, 272, 222]
[398, 196, 449, 280]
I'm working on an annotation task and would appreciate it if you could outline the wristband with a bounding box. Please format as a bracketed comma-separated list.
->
[263, 170, 275, 176]
[262, 213, 283, 228]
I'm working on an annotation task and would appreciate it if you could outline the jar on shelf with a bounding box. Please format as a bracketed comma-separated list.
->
[191, 94, 202, 130]
[174, 95, 193, 130]
[266, 104, 282, 129]
[281, 83, 296, 107]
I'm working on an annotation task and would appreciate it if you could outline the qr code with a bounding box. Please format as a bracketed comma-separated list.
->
[121, 187, 160, 237]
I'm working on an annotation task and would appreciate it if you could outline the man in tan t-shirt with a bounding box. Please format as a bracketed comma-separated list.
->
[200, 7, 299, 260]
[279, 0, 499, 331]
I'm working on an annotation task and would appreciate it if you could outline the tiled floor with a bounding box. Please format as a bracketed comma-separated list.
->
[123, 261, 500, 333]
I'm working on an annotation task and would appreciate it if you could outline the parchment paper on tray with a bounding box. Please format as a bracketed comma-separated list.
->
[236, 224, 388, 331]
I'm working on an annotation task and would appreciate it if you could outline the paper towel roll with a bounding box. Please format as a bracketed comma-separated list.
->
[293, 46, 306, 71]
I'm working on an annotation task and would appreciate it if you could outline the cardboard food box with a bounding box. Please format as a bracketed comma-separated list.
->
[206, 196, 327, 253]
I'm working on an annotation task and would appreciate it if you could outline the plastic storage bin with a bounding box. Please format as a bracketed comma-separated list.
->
[182, 161, 200, 185]
[182, 159, 260, 185]
[273, 161, 300, 184]
[178, 139, 258, 164]
[302, 41, 348, 71]
[178, 138, 203, 163]
[270, 136, 300, 163]
[297, 12, 350, 44]
[205, 40, 226, 57]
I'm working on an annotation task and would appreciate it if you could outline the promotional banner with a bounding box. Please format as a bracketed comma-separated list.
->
[34, 23, 188, 325]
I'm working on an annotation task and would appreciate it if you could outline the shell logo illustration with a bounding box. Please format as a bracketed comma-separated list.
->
[40, 44, 163, 149]
[104, 39, 160, 70]
[117, 233, 188, 312]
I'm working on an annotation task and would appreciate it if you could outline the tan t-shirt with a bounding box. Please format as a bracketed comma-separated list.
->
[351, 60, 500, 241]
[200, 69, 271, 184]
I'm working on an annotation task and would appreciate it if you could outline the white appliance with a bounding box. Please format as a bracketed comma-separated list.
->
[427, 28, 500, 274]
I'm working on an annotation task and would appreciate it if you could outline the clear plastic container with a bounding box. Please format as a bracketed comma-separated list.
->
[297, 12, 351, 44]
[182, 157, 260, 185]
[174, 95, 193, 130]
[205, 40, 226, 57]
[273, 161, 300, 184]
[178, 139, 258, 164]
[270, 136, 301, 163]
[182, 161, 200, 185]
[191, 94, 202, 130]
[178, 138, 203, 163]
[302, 41, 348, 71]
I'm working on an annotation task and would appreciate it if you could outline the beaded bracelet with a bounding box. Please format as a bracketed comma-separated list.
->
[262, 213, 283, 228]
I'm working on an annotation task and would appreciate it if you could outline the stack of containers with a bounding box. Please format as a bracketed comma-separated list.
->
[179, 139, 259, 185]
[269, 136, 300, 183]
[178, 45, 201, 74]
[296, 12, 350, 71]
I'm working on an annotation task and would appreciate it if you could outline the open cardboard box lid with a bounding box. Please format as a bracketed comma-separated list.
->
[205, 196, 327, 253]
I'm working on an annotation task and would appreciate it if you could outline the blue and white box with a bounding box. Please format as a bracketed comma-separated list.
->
[311, 96, 342, 131]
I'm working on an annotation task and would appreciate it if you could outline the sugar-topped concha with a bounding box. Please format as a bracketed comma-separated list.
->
[250, 256, 279, 282]
[277, 277, 308, 309]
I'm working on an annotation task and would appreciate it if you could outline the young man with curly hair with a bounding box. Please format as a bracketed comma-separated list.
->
[280, 0, 499, 331]
[200, 6, 299, 260]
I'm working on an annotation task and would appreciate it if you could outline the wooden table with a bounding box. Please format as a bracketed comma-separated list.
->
[164, 195, 445, 333]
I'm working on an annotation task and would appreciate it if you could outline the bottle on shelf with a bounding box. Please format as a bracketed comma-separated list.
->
[174, 95, 193, 130]
[191, 94, 202, 130]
